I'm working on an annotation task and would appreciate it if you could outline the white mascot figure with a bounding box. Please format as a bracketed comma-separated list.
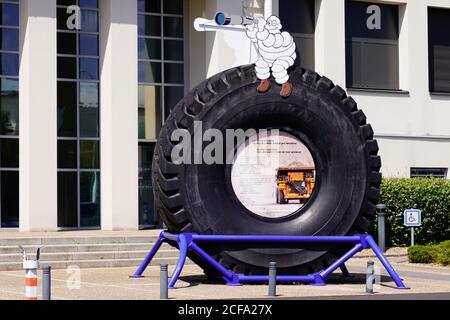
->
[246, 16, 297, 97]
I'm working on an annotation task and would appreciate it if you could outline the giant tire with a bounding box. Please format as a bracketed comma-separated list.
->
[153, 65, 382, 275]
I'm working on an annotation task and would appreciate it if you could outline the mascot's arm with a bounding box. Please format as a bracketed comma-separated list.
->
[281, 32, 294, 47]
[259, 32, 286, 48]
[259, 32, 293, 49]
[246, 24, 258, 43]
[256, 28, 270, 42]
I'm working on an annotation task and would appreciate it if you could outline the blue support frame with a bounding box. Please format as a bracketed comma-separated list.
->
[131, 232, 409, 290]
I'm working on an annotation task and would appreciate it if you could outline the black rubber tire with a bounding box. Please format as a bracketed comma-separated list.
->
[153, 65, 381, 276]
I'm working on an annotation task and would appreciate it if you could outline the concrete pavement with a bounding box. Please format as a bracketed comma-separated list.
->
[0, 257, 449, 300]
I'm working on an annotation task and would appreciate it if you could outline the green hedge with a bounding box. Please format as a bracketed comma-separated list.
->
[369, 178, 450, 247]
[408, 241, 450, 266]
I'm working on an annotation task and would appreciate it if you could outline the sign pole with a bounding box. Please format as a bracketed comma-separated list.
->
[404, 209, 421, 247]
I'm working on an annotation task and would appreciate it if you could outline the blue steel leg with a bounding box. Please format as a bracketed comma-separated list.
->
[168, 234, 189, 289]
[130, 232, 166, 278]
[190, 243, 241, 286]
[316, 243, 364, 285]
[365, 236, 409, 289]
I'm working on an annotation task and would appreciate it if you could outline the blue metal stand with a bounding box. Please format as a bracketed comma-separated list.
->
[131, 232, 409, 290]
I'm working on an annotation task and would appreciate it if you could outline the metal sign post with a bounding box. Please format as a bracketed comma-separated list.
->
[404, 209, 422, 247]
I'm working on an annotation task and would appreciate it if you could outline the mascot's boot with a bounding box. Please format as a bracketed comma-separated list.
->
[280, 82, 293, 98]
[257, 79, 271, 93]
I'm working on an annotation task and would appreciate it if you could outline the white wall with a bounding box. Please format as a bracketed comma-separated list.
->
[346, 0, 450, 178]
[19, 0, 58, 231]
[190, 0, 450, 179]
[100, 0, 139, 231]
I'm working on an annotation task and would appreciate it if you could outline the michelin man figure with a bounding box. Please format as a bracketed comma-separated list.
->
[246, 16, 296, 97]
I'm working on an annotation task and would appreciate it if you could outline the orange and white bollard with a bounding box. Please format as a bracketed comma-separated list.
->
[24, 260, 39, 300]
[20, 245, 43, 301]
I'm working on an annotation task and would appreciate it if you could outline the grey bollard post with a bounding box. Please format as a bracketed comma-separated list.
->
[376, 204, 386, 253]
[268, 262, 277, 297]
[42, 266, 51, 301]
[160, 264, 169, 300]
[366, 261, 375, 294]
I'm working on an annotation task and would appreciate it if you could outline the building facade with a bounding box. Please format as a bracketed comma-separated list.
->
[0, 0, 449, 231]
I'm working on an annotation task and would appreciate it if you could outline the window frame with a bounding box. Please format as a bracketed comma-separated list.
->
[345, 0, 401, 91]
[137, 0, 188, 229]
[0, 0, 19, 229]
[428, 6, 450, 95]
[410, 168, 448, 179]
[56, 0, 101, 230]
[279, 0, 316, 71]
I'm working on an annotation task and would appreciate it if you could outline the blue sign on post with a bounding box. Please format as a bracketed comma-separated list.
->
[404, 209, 422, 227]
[404, 209, 421, 247]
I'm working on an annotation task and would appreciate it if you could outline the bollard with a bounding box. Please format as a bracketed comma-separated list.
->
[160, 264, 169, 300]
[366, 261, 375, 294]
[20, 246, 43, 301]
[24, 260, 39, 300]
[376, 204, 386, 253]
[268, 262, 277, 297]
[42, 266, 51, 301]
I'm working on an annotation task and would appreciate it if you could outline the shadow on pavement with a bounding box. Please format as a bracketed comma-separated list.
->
[178, 273, 395, 286]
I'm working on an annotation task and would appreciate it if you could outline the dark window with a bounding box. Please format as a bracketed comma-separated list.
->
[164, 40, 183, 61]
[0, 3, 19, 27]
[163, 16, 183, 38]
[81, 9, 98, 32]
[80, 172, 100, 227]
[57, 0, 100, 229]
[79, 34, 99, 56]
[164, 63, 184, 84]
[58, 32, 77, 55]
[1, 28, 19, 51]
[138, 0, 186, 227]
[58, 172, 78, 228]
[411, 168, 448, 179]
[58, 57, 77, 79]
[0, 138, 19, 168]
[0, 78, 19, 136]
[164, 86, 184, 118]
[138, 15, 161, 36]
[79, 58, 99, 80]
[139, 38, 162, 60]
[0, 53, 18, 76]
[279, 0, 315, 70]
[79, 82, 99, 137]
[163, 0, 183, 15]
[57, 81, 77, 137]
[1, 171, 19, 228]
[138, 143, 155, 226]
[428, 8, 450, 93]
[80, 140, 99, 169]
[138, 0, 160, 14]
[138, 61, 162, 83]
[345, 1, 399, 90]
[0, 1, 19, 229]
[79, 0, 98, 8]
[58, 140, 78, 169]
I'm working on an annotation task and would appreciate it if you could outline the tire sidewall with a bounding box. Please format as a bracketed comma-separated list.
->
[175, 76, 368, 270]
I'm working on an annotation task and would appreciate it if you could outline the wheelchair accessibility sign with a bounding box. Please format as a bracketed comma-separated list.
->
[404, 209, 422, 227]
